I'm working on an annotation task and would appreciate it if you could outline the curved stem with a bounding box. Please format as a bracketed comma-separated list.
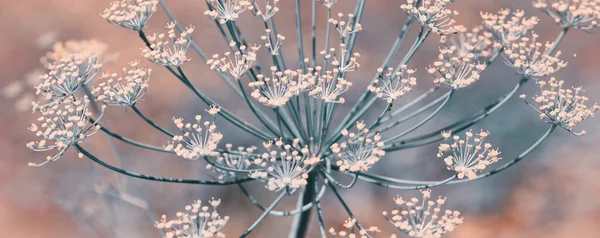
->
[131, 105, 174, 137]
[328, 182, 369, 235]
[320, 170, 359, 189]
[377, 90, 450, 134]
[75, 144, 252, 185]
[240, 191, 287, 238]
[91, 118, 172, 153]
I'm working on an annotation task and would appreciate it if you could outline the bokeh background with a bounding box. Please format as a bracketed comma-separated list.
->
[1, 0, 600, 237]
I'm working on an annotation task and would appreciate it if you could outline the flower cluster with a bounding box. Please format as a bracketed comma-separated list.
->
[206, 144, 255, 180]
[142, 22, 195, 67]
[155, 198, 229, 238]
[101, 0, 158, 31]
[319, 0, 338, 8]
[261, 29, 285, 56]
[400, 0, 461, 35]
[383, 190, 463, 238]
[439, 26, 499, 61]
[165, 107, 223, 160]
[533, 0, 600, 30]
[249, 67, 310, 108]
[481, 9, 539, 45]
[502, 32, 567, 77]
[207, 42, 259, 80]
[93, 60, 151, 107]
[41, 39, 110, 66]
[330, 13, 363, 39]
[331, 122, 385, 173]
[437, 130, 501, 180]
[428, 44, 487, 89]
[33, 55, 103, 110]
[248, 0, 279, 21]
[368, 66, 417, 103]
[307, 67, 353, 104]
[328, 218, 381, 238]
[250, 139, 320, 192]
[204, 0, 251, 24]
[27, 96, 104, 167]
[321, 44, 361, 73]
[521, 77, 599, 135]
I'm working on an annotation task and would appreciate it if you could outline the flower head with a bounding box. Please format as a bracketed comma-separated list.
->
[261, 29, 285, 56]
[522, 77, 599, 135]
[307, 67, 353, 104]
[249, 67, 310, 107]
[481, 9, 539, 45]
[401, 0, 461, 35]
[331, 121, 385, 172]
[502, 32, 567, 77]
[165, 109, 223, 160]
[101, 0, 158, 31]
[33, 55, 103, 110]
[383, 189, 463, 238]
[206, 144, 255, 180]
[204, 0, 251, 24]
[41, 40, 110, 67]
[439, 26, 500, 61]
[207, 42, 259, 80]
[319, 0, 338, 8]
[321, 43, 361, 73]
[330, 13, 363, 39]
[142, 22, 194, 67]
[250, 139, 320, 192]
[427, 45, 487, 89]
[93, 60, 151, 107]
[368, 65, 417, 103]
[533, 0, 600, 30]
[27, 96, 104, 167]
[248, 0, 279, 21]
[437, 129, 501, 180]
[328, 218, 381, 238]
[155, 198, 229, 238]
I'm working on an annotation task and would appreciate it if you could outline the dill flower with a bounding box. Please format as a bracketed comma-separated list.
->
[400, 0, 461, 35]
[321, 43, 361, 73]
[142, 22, 195, 67]
[248, 0, 279, 22]
[207, 42, 260, 80]
[204, 0, 251, 24]
[165, 106, 223, 160]
[383, 189, 463, 238]
[368, 66, 417, 104]
[307, 67, 353, 104]
[27, 96, 104, 167]
[155, 198, 229, 238]
[533, 0, 600, 30]
[101, 0, 158, 31]
[437, 129, 501, 180]
[521, 77, 599, 135]
[93, 60, 151, 107]
[328, 218, 381, 238]
[261, 29, 285, 56]
[319, 0, 338, 8]
[503, 32, 568, 77]
[249, 67, 310, 108]
[41, 40, 109, 66]
[481, 9, 539, 45]
[439, 26, 500, 61]
[331, 121, 385, 173]
[206, 144, 255, 180]
[33, 55, 103, 110]
[250, 139, 320, 192]
[427, 45, 487, 89]
[330, 13, 363, 39]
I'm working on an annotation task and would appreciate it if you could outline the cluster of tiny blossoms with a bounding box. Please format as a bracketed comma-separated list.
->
[307, 67, 353, 104]
[142, 22, 195, 67]
[101, 0, 158, 31]
[328, 218, 381, 238]
[439, 26, 499, 61]
[383, 190, 463, 238]
[249, 67, 311, 108]
[204, 0, 251, 24]
[248, 0, 280, 22]
[401, 0, 461, 34]
[41, 39, 110, 66]
[503, 32, 567, 78]
[331, 122, 385, 173]
[533, 0, 600, 30]
[208, 42, 260, 80]
[92, 60, 151, 107]
[164, 106, 223, 160]
[206, 144, 255, 180]
[521, 77, 599, 135]
[368, 66, 417, 104]
[155, 198, 229, 238]
[250, 139, 321, 192]
[481, 9, 540, 45]
[27, 96, 104, 167]
[428, 40, 487, 89]
[437, 130, 501, 180]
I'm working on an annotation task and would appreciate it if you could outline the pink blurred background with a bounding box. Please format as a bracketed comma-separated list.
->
[1, 0, 600, 237]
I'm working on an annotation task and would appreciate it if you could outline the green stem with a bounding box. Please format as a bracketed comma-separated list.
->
[131, 105, 174, 137]
[240, 192, 287, 238]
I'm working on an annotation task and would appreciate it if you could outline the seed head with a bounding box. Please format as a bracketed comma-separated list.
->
[93, 60, 151, 107]
[207, 42, 260, 80]
[368, 65, 417, 103]
[249, 67, 311, 108]
[155, 198, 229, 238]
[401, 0, 461, 35]
[481, 9, 539, 45]
[331, 121, 385, 173]
[437, 129, 501, 180]
[165, 108, 223, 160]
[204, 0, 251, 24]
[142, 22, 195, 67]
[502, 32, 567, 77]
[533, 0, 600, 30]
[101, 0, 158, 31]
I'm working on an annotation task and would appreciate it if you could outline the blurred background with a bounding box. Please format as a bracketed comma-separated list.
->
[1, 0, 599, 237]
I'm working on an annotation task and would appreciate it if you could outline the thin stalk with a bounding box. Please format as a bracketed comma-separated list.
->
[240, 191, 287, 238]
[91, 118, 172, 153]
[328, 182, 368, 235]
[236, 78, 280, 136]
[75, 144, 253, 185]
[131, 105, 174, 137]
[377, 86, 441, 126]
[314, 178, 327, 238]
[377, 91, 451, 134]
[321, 170, 359, 189]
[289, 175, 316, 238]
[295, 0, 307, 73]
